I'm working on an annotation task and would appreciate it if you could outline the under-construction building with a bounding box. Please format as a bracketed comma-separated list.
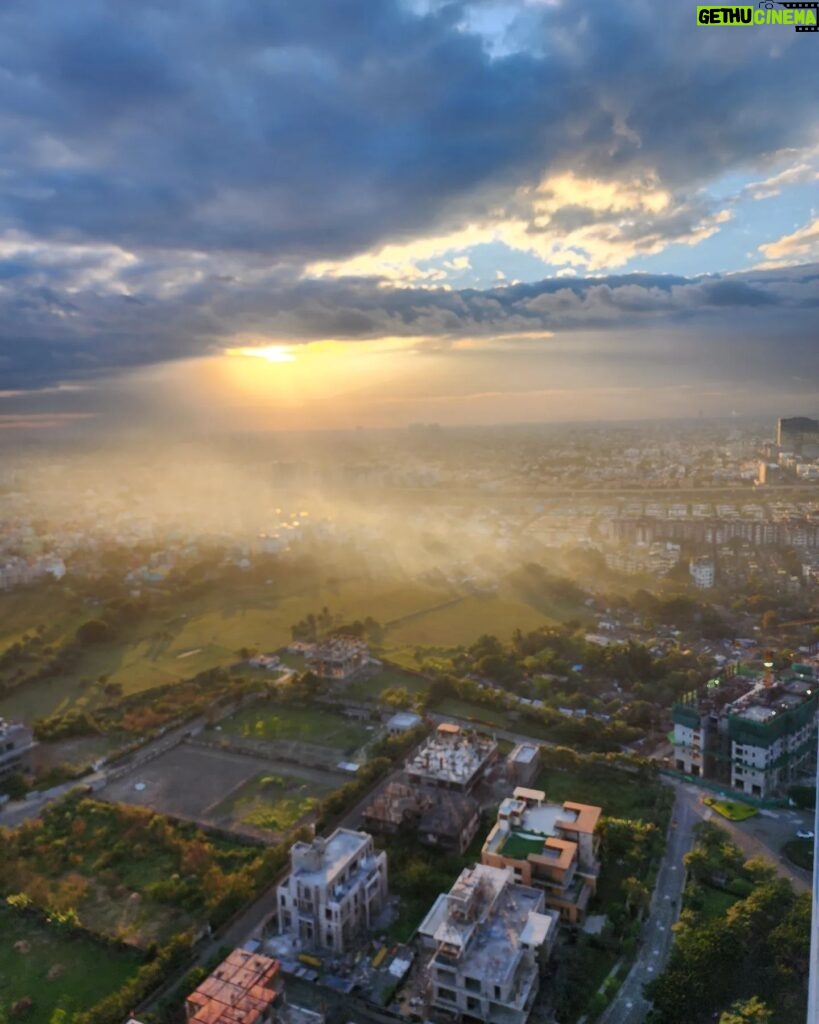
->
[404, 723, 498, 793]
[672, 662, 819, 797]
[417, 864, 558, 1024]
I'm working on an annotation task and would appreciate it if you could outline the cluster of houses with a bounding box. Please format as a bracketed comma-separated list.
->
[126, 724, 602, 1024]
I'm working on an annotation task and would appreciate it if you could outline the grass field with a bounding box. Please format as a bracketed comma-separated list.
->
[0, 578, 453, 722]
[0, 907, 141, 1023]
[220, 703, 375, 751]
[534, 765, 667, 822]
[433, 696, 557, 740]
[1, 565, 591, 725]
[347, 664, 430, 701]
[211, 771, 335, 835]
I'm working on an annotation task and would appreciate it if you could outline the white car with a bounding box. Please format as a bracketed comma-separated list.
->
[796, 829, 814, 840]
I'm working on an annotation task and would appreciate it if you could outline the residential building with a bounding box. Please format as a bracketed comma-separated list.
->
[362, 779, 481, 854]
[276, 829, 388, 954]
[481, 788, 601, 923]
[184, 948, 283, 1024]
[418, 863, 558, 1024]
[689, 555, 715, 589]
[0, 718, 35, 781]
[386, 710, 423, 735]
[672, 663, 819, 797]
[405, 723, 498, 793]
[306, 637, 369, 681]
[506, 743, 541, 787]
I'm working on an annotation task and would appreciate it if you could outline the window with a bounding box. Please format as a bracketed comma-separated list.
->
[464, 976, 481, 992]
[437, 987, 457, 1003]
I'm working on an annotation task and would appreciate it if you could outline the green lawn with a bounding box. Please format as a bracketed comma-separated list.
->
[0, 907, 141, 1024]
[703, 797, 757, 822]
[211, 771, 334, 835]
[220, 703, 375, 751]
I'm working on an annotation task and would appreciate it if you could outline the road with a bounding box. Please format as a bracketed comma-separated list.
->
[599, 779, 812, 1024]
[599, 784, 696, 1024]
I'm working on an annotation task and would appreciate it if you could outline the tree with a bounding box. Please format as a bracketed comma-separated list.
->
[75, 619, 112, 645]
[718, 996, 772, 1024]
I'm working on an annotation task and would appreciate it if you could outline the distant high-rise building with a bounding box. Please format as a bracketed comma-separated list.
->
[776, 416, 819, 453]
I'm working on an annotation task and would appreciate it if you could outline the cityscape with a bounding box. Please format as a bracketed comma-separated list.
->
[0, 3, 817, 1024]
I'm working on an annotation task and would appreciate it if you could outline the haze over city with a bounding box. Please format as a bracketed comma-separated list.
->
[1, 4, 818, 1024]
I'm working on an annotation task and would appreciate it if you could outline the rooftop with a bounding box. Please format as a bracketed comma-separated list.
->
[405, 725, 497, 786]
[508, 743, 539, 765]
[290, 829, 376, 892]
[419, 865, 557, 988]
[185, 949, 281, 1024]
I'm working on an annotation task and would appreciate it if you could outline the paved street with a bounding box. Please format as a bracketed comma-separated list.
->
[599, 785, 696, 1024]
[600, 779, 813, 1023]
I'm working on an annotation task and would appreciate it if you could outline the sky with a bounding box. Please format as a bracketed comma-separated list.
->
[1, 0, 818, 433]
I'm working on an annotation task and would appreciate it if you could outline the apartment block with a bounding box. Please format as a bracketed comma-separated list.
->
[276, 829, 388, 954]
[672, 662, 819, 797]
[418, 864, 558, 1024]
[481, 788, 601, 924]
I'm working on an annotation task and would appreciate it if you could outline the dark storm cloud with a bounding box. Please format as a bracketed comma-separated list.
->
[0, 0, 816, 259]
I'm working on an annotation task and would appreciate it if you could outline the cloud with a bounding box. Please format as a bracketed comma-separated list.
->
[0, 0, 816, 263]
[0, 0, 817, 391]
[759, 216, 819, 265]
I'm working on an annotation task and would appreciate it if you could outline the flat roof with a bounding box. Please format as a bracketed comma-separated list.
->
[509, 744, 539, 764]
[420, 865, 557, 987]
[290, 829, 373, 888]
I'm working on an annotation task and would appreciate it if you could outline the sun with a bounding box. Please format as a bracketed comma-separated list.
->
[226, 344, 296, 363]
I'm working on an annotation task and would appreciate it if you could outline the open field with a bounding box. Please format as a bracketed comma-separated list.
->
[0, 907, 141, 1024]
[382, 593, 549, 649]
[0, 577, 453, 722]
[220, 703, 375, 751]
[1, 567, 592, 726]
[534, 765, 668, 823]
[432, 696, 557, 740]
[210, 768, 338, 836]
[347, 664, 430, 701]
[98, 743, 348, 835]
[98, 744, 267, 821]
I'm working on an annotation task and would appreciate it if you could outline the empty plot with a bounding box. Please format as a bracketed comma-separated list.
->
[99, 744, 264, 821]
[220, 703, 374, 751]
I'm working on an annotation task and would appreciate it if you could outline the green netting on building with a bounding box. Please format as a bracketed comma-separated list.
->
[672, 704, 700, 728]
[728, 694, 818, 748]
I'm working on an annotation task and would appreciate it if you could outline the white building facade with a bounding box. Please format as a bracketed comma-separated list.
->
[276, 829, 388, 954]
